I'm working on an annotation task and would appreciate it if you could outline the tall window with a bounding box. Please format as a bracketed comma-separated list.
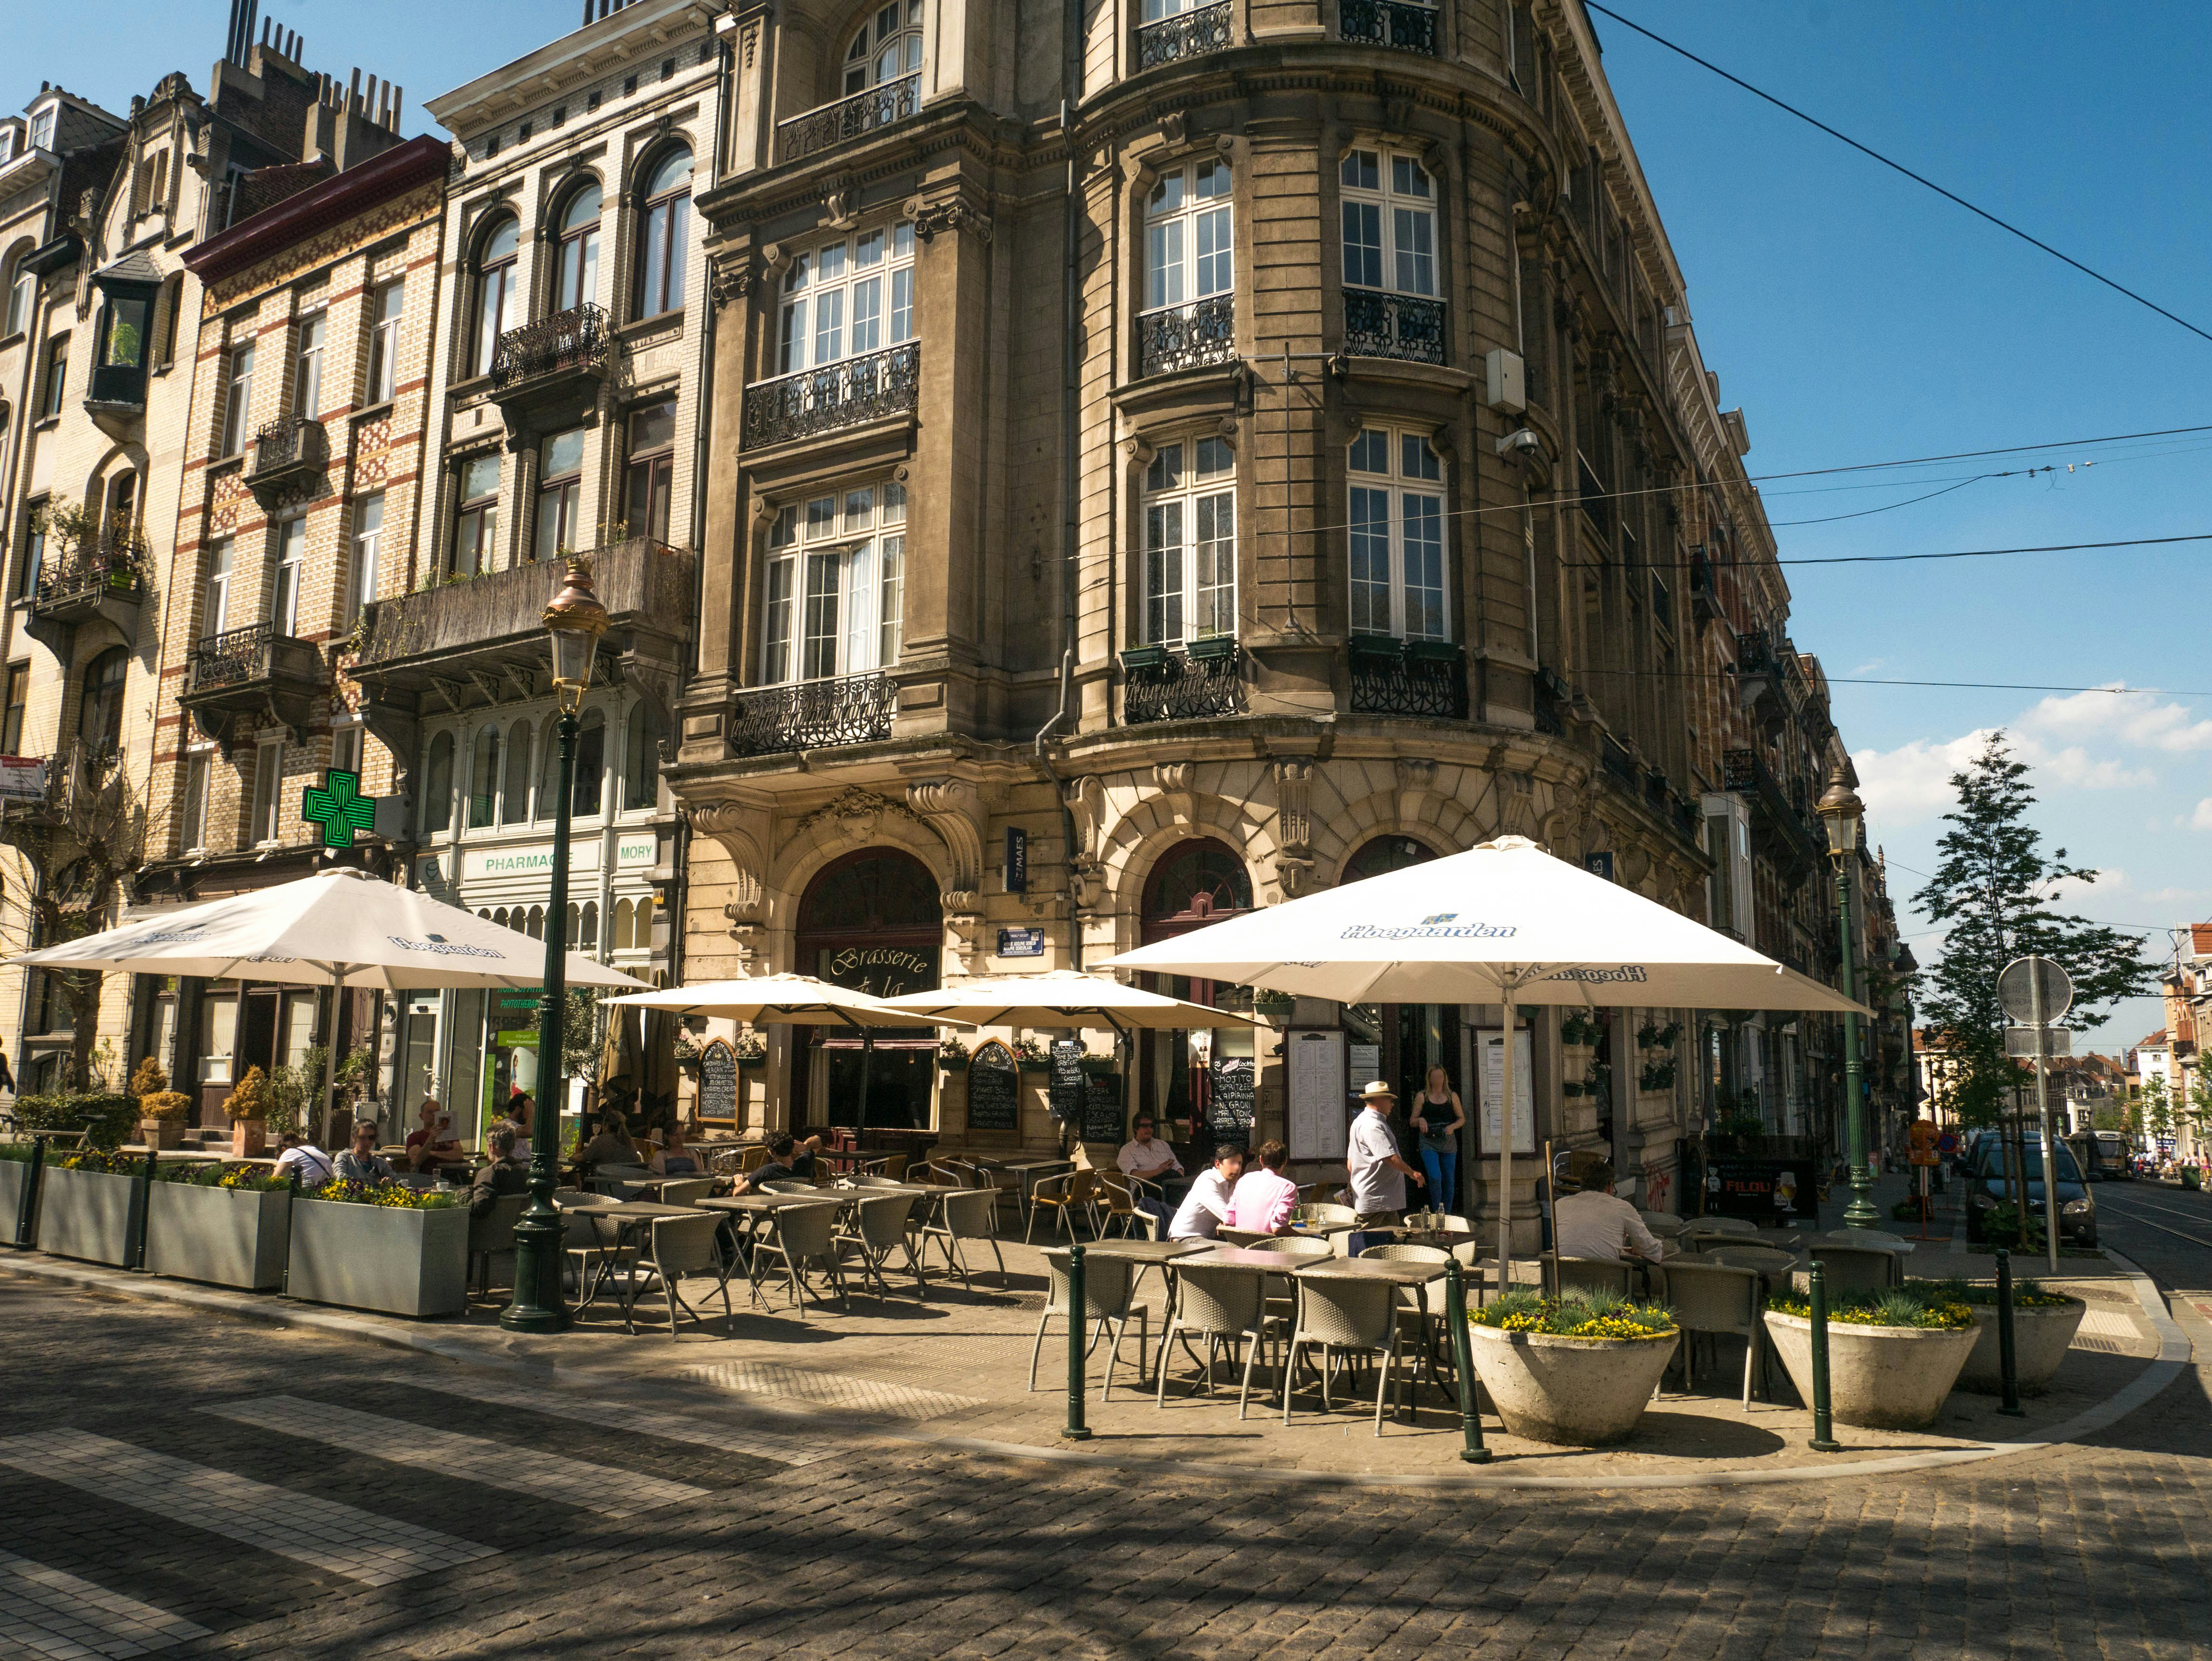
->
[78, 648, 128, 757]
[775, 223, 916, 375]
[269, 517, 306, 636]
[41, 333, 69, 419]
[1, 661, 28, 754]
[180, 751, 210, 850]
[219, 340, 253, 453]
[472, 215, 521, 377]
[1347, 427, 1446, 640]
[1142, 436, 1236, 645]
[5, 249, 32, 336]
[554, 184, 601, 312]
[330, 723, 363, 778]
[632, 148, 691, 320]
[843, 0, 922, 93]
[452, 454, 500, 576]
[535, 429, 586, 560]
[536, 713, 564, 823]
[621, 402, 674, 544]
[1145, 159, 1232, 314]
[291, 310, 325, 418]
[366, 279, 404, 404]
[423, 730, 454, 833]
[1340, 149, 1435, 296]
[29, 108, 54, 151]
[623, 700, 660, 811]
[250, 742, 283, 844]
[346, 495, 383, 628]
[762, 481, 906, 684]
[468, 723, 500, 829]
[203, 538, 232, 635]
[571, 707, 606, 818]
[501, 718, 532, 825]
[18, 497, 47, 598]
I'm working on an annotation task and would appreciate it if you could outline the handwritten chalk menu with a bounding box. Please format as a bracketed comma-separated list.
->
[1477, 1028, 1536, 1155]
[1082, 1071, 1124, 1144]
[698, 1039, 738, 1122]
[1287, 1030, 1347, 1160]
[966, 1043, 1020, 1133]
[1208, 1056, 1256, 1140]
[1048, 1040, 1083, 1121]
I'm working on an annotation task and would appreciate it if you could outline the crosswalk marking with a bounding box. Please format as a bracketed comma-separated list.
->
[0, 1549, 209, 1660]
[0, 1431, 494, 1588]
[201, 1397, 710, 1518]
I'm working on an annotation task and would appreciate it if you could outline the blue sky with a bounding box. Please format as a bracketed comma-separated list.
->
[17, 1, 2201, 1049]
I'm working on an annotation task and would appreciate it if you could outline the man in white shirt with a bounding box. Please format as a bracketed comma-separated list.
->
[1168, 1144, 1246, 1242]
[1345, 1081, 1424, 1227]
[1117, 1116, 1184, 1187]
[1552, 1161, 1665, 1264]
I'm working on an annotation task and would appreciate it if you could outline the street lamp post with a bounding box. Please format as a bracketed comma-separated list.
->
[1816, 765, 1877, 1231]
[501, 560, 609, 1333]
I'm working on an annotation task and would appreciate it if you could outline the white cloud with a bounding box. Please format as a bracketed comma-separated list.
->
[2193, 799, 2212, 832]
[1852, 730, 1997, 826]
[2018, 686, 2212, 755]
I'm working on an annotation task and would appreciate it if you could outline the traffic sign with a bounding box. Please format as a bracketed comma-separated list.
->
[2005, 1028, 2072, 1058]
[1998, 956, 2073, 1026]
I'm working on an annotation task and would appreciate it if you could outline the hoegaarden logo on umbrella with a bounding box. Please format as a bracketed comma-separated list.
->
[1341, 912, 1518, 940]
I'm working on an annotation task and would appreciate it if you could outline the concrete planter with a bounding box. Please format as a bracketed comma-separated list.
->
[286, 1197, 468, 1318]
[1764, 1311, 1978, 1430]
[1958, 1300, 2087, 1395]
[0, 1160, 34, 1244]
[39, 1165, 142, 1266]
[146, 1181, 291, 1292]
[1466, 1322, 1679, 1445]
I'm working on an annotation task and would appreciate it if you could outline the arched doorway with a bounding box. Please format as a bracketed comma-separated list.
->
[1136, 838, 1254, 1142]
[793, 847, 941, 1130]
[1339, 836, 1455, 1159]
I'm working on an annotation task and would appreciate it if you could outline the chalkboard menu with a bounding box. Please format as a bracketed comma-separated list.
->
[1081, 1071, 1124, 1144]
[698, 1039, 738, 1122]
[966, 1042, 1020, 1134]
[1048, 1040, 1083, 1121]
[1207, 1056, 1255, 1140]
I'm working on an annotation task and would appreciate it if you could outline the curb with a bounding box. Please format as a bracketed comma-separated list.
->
[5, 1248, 2193, 1493]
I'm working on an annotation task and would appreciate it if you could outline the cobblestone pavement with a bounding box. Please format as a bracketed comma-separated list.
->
[4, 1205, 2212, 1661]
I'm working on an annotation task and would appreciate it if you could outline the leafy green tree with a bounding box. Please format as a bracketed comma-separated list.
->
[2142, 1073, 2173, 1144]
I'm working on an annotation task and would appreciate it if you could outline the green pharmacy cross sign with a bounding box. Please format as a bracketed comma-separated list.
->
[302, 768, 379, 849]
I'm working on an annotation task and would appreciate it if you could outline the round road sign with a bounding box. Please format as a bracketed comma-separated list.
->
[1998, 955, 2073, 1025]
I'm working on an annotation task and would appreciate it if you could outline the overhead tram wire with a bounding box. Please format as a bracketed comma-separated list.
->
[1583, 2, 2212, 347]
[1561, 665, 2212, 698]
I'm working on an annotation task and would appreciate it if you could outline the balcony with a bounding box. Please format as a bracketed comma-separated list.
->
[1347, 636, 1467, 719]
[1121, 639, 1243, 724]
[1690, 550, 1723, 625]
[26, 529, 148, 650]
[1136, 295, 1236, 378]
[1134, 0, 1233, 70]
[247, 416, 328, 507]
[1342, 290, 1445, 366]
[730, 672, 895, 756]
[741, 342, 920, 451]
[777, 74, 921, 165]
[485, 303, 612, 438]
[1337, 0, 1438, 54]
[178, 623, 328, 753]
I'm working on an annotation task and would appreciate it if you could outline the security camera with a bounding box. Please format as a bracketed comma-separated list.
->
[1495, 427, 1542, 458]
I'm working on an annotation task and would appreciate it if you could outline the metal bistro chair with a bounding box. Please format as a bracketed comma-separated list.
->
[1249, 1234, 1333, 1327]
[1026, 1170, 1101, 1243]
[1282, 1271, 1408, 1436]
[1156, 1261, 1282, 1418]
[1653, 1258, 1764, 1406]
[633, 1213, 736, 1341]
[1795, 1245, 1898, 1300]
[750, 1201, 849, 1318]
[1031, 1248, 1149, 1403]
[1095, 1170, 1164, 1240]
[920, 1186, 1008, 1289]
[835, 1191, 925, 1300]
[466, 1192, 528, 1299]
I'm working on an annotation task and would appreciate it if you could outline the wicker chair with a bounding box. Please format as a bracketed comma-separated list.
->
[1156, 1262, 1281, 1417]
[1032, 1248, 1149, 1402]
[1094, 1170, 1164, 1240]
[1548, 1255, 1636, 1298]
[632, 1213, 735, 1341]
[657, 1177, 716, 1208]
[1282, 1272, 1407, 1435]
[1358, 1242, 1453, 1374]
[1794, 1246, 1897, 1299]
[835, 1191, 925, 1299]
[750, 1200, 848, 1318]
[920, 1186, 1007, 1288]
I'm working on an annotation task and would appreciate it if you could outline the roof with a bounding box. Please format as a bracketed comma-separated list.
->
[93, 247, 162, 287]
[424, 0, 715, 134]
[183, 134, 448, 284]
[2193, 923, 2212, 959]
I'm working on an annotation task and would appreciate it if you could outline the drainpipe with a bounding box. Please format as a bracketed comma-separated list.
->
[1034, 648, 1078, 971]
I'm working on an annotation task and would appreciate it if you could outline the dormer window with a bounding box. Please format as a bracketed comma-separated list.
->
[29, 108, 54, 152]
[843, 0, 923, 94]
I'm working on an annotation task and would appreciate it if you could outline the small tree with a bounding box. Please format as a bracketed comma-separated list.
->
[222, 1065, 272, 1124]
[128, 1055, 168, 1100]
[2142, 1074, 2174, 1146]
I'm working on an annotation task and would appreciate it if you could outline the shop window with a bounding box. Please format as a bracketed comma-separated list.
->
[422, 730, 454, 833]
[570, 706, 606, 818]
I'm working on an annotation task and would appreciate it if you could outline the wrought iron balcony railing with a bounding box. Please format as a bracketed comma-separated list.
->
[777, 74, 922, 165]
[731, 672, 895, 755]
[1337, 0, 1438, 53]
[1342, 290, 1446, 365]
[33, 533, 148, 615]
[247, 415, 327, 486]
[488, 303, 611, 393]
[1121, 640, 1243, 724]
[1136, 294, 1236, 377]
[187, 622, 300, 692]
[741, 342, 920, 451]
[1347, 636, 1468, 719]
[1134, 0, 1233, 70]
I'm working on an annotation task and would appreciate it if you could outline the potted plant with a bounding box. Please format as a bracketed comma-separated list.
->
[286, 1177, 468, 1318]
[1252, 989, 1296, 1023]
[1464, 1290, 1681, 1445]
[734, 1033, 767, 1070]
[145, 1161, 292, 1292]
[1763, 1281, 1979, 1430]
[1010, 1036, 1051, 1075]
[224, 1065, 272, 1158]
[1559, 1012, 1598, 1082]
[938, 1036, 971, 1075]
[1934, 1276, 2088, 1395]
[672, 1028, 703, 1073]
[1077, 1049, 1117, 1077]
[38, 1146, 144, 1266]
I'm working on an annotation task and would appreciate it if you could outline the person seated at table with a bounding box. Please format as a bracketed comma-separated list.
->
[471, 1126, 531, 1218]
[729, 1134, 799, 1195]
[574, 1111, 639, 1168]
[498, 1092, 534, 1163]
[1169, 1143, 1247, 1242]
[1117, 1116, 1185, 1202]
[1552, 1160, 1664, 1264]
[1224, 1140, 1300, 1235]
[652, 1122, 702, 1176]
[787, 1134, 824, 1181]
[333, 1120, 393, 1185]
[272, 1130, 336, 1186]
[405, 1098, 468, 1173]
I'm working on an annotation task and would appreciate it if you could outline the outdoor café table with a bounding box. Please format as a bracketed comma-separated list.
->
[696, 1192, 843, 1305]
[994, 1159, 1074, 1227]
[1291, 1255, 1453, 1406]
[557, 1198, 710, 1330]
[1079, 1236, 1208, 1313]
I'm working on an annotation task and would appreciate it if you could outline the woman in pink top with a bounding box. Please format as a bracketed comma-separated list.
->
[1224, 1139, 1299, 1234]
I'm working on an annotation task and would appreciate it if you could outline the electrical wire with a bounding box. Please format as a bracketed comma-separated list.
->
[1566, 666, 2212, 697]
[1763, 472, 2009, 527]
[1582, 2, 2212, 346]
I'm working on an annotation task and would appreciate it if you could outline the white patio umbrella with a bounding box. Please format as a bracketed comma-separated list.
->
[1102, 836, 1868, 1282]
[14, 865, 646, 1139]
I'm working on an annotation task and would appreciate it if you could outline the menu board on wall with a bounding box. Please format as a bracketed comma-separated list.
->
[1287, 1030, 1347, 1161]
[698, 1039, 738, 1122]
[1348, 1042, 1381, 1094]
[1048, 1040, 1083, 1121]
[1477, 1028, 1536, 1156]
[1207, 1056, 1256, 1141]
[966, 1044, 1020, 1133]
[1081, 1072, 1124, 1144]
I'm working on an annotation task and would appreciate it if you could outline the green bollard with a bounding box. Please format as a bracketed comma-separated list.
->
[1445, 1257, 1491, 1463]
[131, 1147, 158, 1270]
[13, 1134, 46, 1249]
[1808, 1260, 1840, 1452]
[1996, 1247, 2025, 1418]
[1063, 1243, 1092, 1440]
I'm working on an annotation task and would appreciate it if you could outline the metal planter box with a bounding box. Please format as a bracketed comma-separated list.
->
[0, 1160, 34, 1244]
[146, 1181, 291, 1292]
[39, 1166, 141, 1266]
[286, 1197, 468, 1318]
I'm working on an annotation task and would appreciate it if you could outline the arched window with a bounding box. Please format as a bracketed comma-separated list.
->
[423, 731, 454, 832]
[471, 214, 521, 378]
[526, 905, 545, 940]
[570, 706, 606, 818]
[632, 147, 691, 320]
[622, 700, 659, 811]
[580, 900, 598, 951]
[611, 897, 635, 951]
[843, 0, 923, 94]
[565, 901, 581, 948]
[553, 182, 601, 313]
[492, 907, 509, 930]
[78, 648, 129, 757]
[467, 723, 500, 828]
[1342, 836, 1439, 885]
[501, 718, 532, 824]
[3, 242, 34, 337]
[1143, 839, 1252, 938]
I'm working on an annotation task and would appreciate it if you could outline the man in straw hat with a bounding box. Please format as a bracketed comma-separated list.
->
[1346, 1080, 1425, 1229]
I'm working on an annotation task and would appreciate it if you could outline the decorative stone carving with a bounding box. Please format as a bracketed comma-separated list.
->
[709, 261, 756, 309]
[906, 194, 994, 245]
[906, 777, 986, 898]
[823, 175, 860, 229]
[1065, 775, 1106, 908]
[683, 799, 770, 970]
[1153, 761, 1193, 794]
[794, 785, 921, 845]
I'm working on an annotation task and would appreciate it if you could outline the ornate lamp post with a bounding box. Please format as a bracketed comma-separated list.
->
[1816, 765, 1877, 1231]
[501, 560, 609, 1332]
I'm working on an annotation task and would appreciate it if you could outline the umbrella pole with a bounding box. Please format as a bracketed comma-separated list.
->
[320, 969, 347, 1148]
[1498, 986, 1517, 1296]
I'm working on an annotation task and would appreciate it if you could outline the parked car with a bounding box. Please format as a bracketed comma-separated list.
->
[1963, 1136, 2097, 1247]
